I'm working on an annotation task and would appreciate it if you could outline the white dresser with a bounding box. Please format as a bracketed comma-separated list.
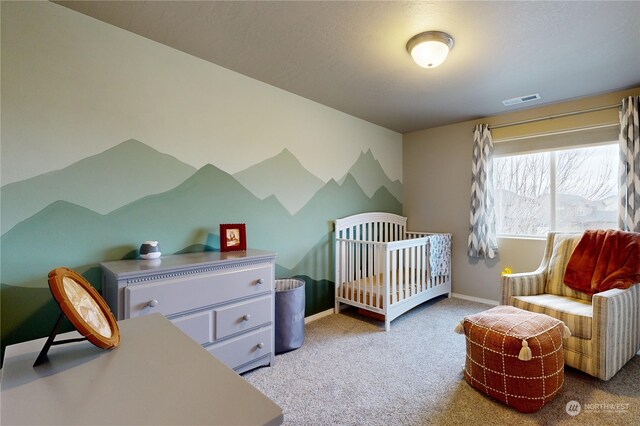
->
[100, 249, 276, 373]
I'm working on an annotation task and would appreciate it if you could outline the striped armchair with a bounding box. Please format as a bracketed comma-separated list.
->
[501, 232, 640, 381]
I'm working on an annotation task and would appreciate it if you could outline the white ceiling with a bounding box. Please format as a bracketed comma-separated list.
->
[56, 1, 640, 133]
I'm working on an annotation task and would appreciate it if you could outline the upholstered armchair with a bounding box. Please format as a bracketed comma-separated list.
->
[501, 232, 640, 381]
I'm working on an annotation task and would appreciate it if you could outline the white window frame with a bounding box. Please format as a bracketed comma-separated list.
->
[493, 124, 619, 239]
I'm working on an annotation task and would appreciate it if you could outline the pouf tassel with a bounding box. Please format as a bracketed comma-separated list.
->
[562, 324, 572, 339]
[454, 320, 465, 334]
[518, 340, 532, 361]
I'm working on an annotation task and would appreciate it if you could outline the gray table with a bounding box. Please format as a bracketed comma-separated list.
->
[1, 313, 283, 425]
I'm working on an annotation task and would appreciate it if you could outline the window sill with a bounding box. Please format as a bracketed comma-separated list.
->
[497, 235, 546, 241]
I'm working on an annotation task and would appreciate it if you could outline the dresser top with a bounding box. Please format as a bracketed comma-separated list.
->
[100, 249, 276, 278]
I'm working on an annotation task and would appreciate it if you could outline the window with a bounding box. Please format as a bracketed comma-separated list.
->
[494, 144, 618, 237]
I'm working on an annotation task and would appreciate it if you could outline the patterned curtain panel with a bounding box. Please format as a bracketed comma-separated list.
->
[619, 96, 640, 232]
[468, 124, 498, 259]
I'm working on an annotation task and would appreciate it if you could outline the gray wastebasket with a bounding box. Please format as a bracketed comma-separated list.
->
[274, 278, 305, 354]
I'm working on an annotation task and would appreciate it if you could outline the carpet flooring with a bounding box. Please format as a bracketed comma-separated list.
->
[243, 297, 640, 425]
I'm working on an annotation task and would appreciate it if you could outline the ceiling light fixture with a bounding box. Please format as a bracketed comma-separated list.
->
[406, 31, 454, 69]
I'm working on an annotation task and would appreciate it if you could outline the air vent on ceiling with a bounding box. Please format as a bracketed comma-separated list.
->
[502, 93, 541, 106]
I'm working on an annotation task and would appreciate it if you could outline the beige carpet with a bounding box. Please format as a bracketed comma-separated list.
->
[243, 297, 640, 425]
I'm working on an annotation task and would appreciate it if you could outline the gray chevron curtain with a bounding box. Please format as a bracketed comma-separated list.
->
[619, 96, 640, 232]
[468, 124, 498, 259]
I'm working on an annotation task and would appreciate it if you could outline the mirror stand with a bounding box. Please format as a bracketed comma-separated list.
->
[33, 312, 87, 367]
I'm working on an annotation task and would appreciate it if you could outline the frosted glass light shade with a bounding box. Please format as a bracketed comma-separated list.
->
[406, 31, 454, 69]
[410, 40, 450, 68]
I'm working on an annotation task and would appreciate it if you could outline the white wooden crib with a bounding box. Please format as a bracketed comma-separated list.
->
[334, 212, 451, 331]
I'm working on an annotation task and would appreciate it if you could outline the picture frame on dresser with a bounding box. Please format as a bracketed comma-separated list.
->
[220, 223, 246, 252]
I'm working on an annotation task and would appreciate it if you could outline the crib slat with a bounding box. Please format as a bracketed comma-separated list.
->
[420, 243, 425, 292]
[349, 240, 355, 299]
[404, 247, 410, 298]
[366, 224, 371, 306]
[406, 247, 411, 298]
[413, 246, 417, 295]
[339, 239, 344, 298]
[404, 246, 408, 298]
[374, 241, 385, 308]
[345, 240, 350, 298]
[401, 247, 407, 299]
[373, 222, 378, 244]
[391, 249, 397, 305]
[368, 238, 373, 308]
[367, 242, 372, 307]
[356, 227, 360, 302]
[403, 247, 408, 298]
[423, 243, 427, 293]
[398, 249, 404, 302]
[422, 243, 426, 292]
[415, 246, 419, 296]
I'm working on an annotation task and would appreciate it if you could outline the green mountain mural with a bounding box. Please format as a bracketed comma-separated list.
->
[276, 234, 335, 317]
[0, 140, 401, 363]
[0, 139, 197, 235]
[233, 148, 325, 215]
[339, 149, 403, 203]
[0, 169, 399, 288]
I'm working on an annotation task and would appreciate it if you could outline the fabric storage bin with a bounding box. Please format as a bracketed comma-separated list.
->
[274, 278, 305, 354]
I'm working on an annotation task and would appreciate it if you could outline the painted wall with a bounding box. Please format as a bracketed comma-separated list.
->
[403, 87, 640, 303]
[0, 2, 402, 358]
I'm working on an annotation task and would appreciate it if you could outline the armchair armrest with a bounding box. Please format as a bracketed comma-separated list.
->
[500, 268, 547, 305]
[592, 284, 640, 380]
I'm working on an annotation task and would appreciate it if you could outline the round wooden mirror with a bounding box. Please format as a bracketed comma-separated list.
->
[48, 267, 120, 349]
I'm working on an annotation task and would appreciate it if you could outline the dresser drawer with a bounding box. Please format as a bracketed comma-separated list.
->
[171, 310, 213, 345]
[208, 327, 272, 370]
[215, 296, 272, 340]
[125, 265, 272, 318]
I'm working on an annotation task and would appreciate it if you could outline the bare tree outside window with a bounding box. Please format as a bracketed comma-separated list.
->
[494, 144, 617, 236]
[494, 152, 550, 236]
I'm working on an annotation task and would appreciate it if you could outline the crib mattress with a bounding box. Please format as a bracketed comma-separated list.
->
[338, 272, 427, 308]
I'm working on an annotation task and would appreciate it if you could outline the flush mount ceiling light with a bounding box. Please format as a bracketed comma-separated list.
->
[406, 31, 454, 68]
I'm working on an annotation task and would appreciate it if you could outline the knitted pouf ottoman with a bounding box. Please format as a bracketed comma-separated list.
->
[455, 305, 570, 413]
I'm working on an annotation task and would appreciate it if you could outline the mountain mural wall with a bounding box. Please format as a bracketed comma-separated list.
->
[339, 149, 403, 203]
[0, 140, 401, 360]
[0, 140, 197, 235]
[233, 149, 326, 215]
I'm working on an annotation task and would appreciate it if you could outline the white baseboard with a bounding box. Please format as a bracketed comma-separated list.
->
[305, 308, 334, 324]
[451, 293, 499, 306]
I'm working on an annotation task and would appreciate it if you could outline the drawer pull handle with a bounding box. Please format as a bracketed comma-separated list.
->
[147, 299, 159, 308]
[256, 278, 264, 286]
[243, 314, 251, 322]
[257, 342, 264, 349]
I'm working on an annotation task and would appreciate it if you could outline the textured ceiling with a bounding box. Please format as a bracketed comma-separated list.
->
[56, 1, 640, 133]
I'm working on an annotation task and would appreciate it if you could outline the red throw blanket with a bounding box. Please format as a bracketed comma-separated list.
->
[564, 230, 640, 295]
